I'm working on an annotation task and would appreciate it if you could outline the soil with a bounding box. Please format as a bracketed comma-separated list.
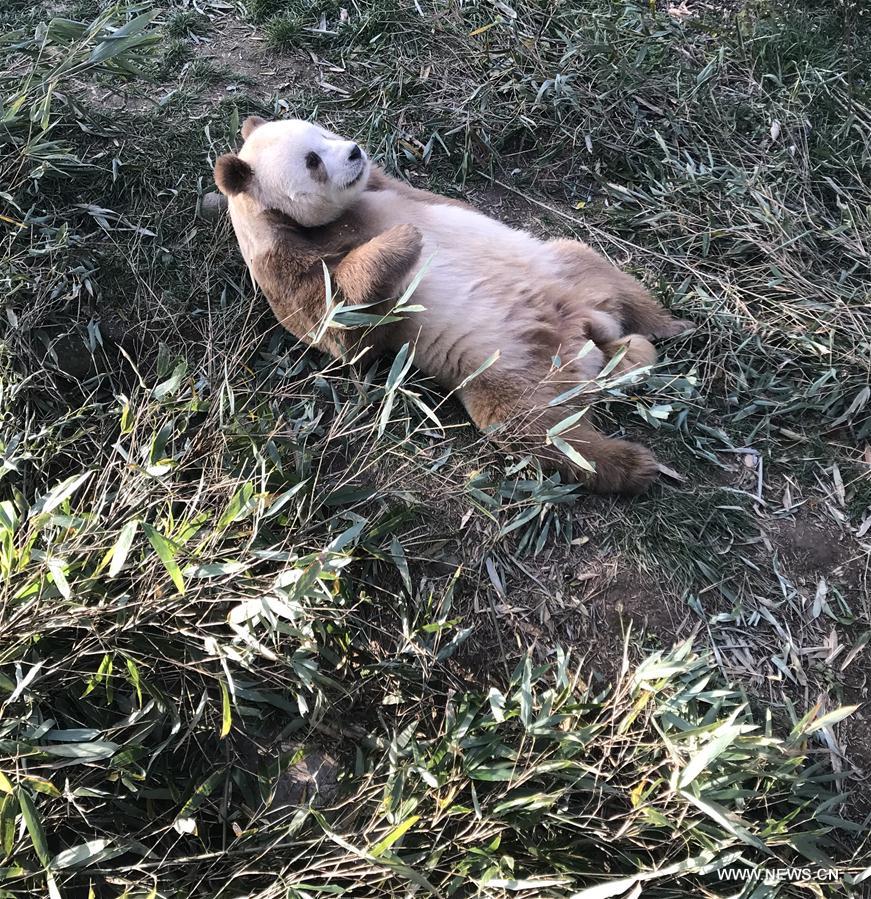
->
[776, 518, 850, 575]
[583, 570, 687, 681]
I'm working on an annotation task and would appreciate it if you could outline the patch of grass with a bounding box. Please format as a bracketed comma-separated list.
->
[2, 0, 870, 897]
[157, 36, 194, 77]
[265, 13, 304, 50]
[188, 57, 228, 85]
[245, 0, 292, 25]
[248, 0, 341, 26]
[165, 8, 210, 38]
[605, 483, 759, 585]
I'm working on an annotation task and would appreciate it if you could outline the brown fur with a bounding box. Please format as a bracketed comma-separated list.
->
[241, 115, 266, 139]
[215, 154, 253, 195]
[602, 334, 658, 374]
[548, 239, 692, 338]
[250, 205, 421, 359]
[460, 372, 658, 496]
[216, 132, 692, 495]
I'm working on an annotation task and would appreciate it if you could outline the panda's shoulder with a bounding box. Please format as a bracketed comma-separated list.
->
[366, 166, 474, 213]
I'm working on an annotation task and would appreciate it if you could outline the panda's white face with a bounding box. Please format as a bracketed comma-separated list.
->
[237, 118, 370, 227]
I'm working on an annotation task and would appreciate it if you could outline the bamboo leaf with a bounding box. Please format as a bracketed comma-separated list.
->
[29, 471, 93, 517]
[803, 705, 858, 735]
[455, 350, 500, 391]
[51, 838, 111, 870]
[0, 794, 17, 859]
[678, 724, 746, 788]
[371, 815, 420, 857]
[142, 522, 185, 594]
[109, 519, 138, 577]
[549, 434, 595, 473]
[18, 788, 51, 867]
[679, 790, 770, 853]
[219, 681, 232, 739]
[569, 876, 640, 899]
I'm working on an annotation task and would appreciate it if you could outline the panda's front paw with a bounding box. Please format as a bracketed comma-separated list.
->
[385, 223, 423, 255]
[381, 224, 424, 271]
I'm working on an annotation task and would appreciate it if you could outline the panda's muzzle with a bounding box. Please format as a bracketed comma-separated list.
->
[341, 155, 368, 190]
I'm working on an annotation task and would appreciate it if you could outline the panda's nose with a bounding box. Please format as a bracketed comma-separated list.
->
[348, 144, 362, 161]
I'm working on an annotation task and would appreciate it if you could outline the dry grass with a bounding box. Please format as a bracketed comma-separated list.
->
[1, 0, 870, 896]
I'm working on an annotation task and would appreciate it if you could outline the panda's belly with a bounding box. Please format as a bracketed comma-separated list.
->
[361, 191, 552, 387]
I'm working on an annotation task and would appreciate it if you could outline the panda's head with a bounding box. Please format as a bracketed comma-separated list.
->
[214, 116, 371, 227]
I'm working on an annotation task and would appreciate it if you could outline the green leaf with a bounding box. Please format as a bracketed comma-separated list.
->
[379, 343, 415, 436]
[802, 705, 858, 735]
[218, 483, 256, 530]
[17, 788, 50, 867]
[679, 790, 770, 853]
[42, 730, 100, 742]
[486, 877, 572, 891]
[51, 839, 111, 870]
[389, 537, 412, 595]
[0, 794, 17, 859]
[88, 10, 159, 65]
[497, 505, 539, 539]
[546, 405, 590, 438]
[40, 741, 118, 760]
[219, 681, 232, 739]
[263, 480, 308, 520]
[326, 518, 367, 553]
[142, 522, 185, 594]
[109, 519, 138, 577]
[493, 791, 557, 814]
[29, 471, 93, 518]
[385, 343, 414, 394]
[125, 659, 142, 705]
[378, 391, 396, 438]
[597, 341, 629, 378]
[22, 776, 61, 797]
[330, 310, 404, 328]
[488, 688, 506, 722]
[569, 876, 640, 899]
[45, 557, 71, 600]
[0, 500, 19, 533]
[151, 360, 188, 400]
[454, 350, 500, 391]
[549, 434, 595, 473]
[81, 653, 112, 699]
[435, 626, 473, 661]
[678, 723, 746, 788]
[468, 764, 517, 781]
[174, 769, 225, 828]
[788, 833, 834, 866]
[518, 655, 533, 728]
[371, 815, 420, 857]
[393, 253, 433, 308]
[186, 561, 246, 578]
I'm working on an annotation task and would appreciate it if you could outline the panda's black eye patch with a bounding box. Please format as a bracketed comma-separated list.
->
[305, 151, 321, 170]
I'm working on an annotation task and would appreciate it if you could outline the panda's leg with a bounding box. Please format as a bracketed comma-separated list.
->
[548, 239, 693, 338]
[600, 334, 658, 375]
[458, 370, 659, 495]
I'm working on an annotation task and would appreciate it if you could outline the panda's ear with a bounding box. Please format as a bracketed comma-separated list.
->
[214, 153, 253, 196]
[241, 115, 267, 140]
